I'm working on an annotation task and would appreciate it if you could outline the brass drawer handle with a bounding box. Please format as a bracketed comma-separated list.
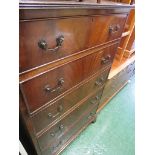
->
[88, 112, 94, 119]
[109, 24, 120, 34]
[38, 35, 64, 52]
[50, 124, 64, 137]
[101, 55, 111, 64]
[48, 105, 63, 119]
[91, 95, 100, 104]
[51, 140, 62, 150]
[95, 76, 105, 86]
[99, 77, 105, 82]
[48, 112, 60, 118]
[45, 78, 64, 93]
[95, 81, 102, 86]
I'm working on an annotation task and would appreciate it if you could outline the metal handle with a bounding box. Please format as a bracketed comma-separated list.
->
[88, 112, 94, 119]
[95, 81, 102, 86]
[45, 78, 64, 93]
[91, 95, 100, 104]
[51, 140, 62, 150]
[99, 76, 105, 82]
[48, 105, 63, 119]
[38, 35, 64, 52]
[50, 124, 64, 137]
[109, 24, 120, 34]
[101, 54, 111, 64]
[95, 76, 105, 86]
[48, 112, 59, 118]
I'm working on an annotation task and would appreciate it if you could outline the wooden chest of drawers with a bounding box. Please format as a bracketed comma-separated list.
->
[98, 60, 135, 111]
[19, 1, 132, 155]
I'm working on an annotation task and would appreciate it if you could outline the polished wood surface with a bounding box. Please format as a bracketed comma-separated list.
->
[38, 90, 102, 153]
[19, 40, 119, 83]
[20, 14, 126, 72]
[19, 1, 132, 155]
[20, 43, 118, 114]
[42, 104, 97, 155]
[98, 60, 135, 110]
[31, 67, 110, 133]
[19, 0, 133, 10]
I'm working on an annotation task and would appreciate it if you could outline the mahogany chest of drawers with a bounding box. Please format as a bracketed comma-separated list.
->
[19, 1, 132, 154]
[98, 60, 135, 111]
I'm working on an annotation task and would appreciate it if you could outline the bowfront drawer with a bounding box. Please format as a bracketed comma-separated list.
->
[20, 14, 127, 72]
[20, 43, 118, 114]
[37, 89, 103, 152]
[32, 67, 110, 133]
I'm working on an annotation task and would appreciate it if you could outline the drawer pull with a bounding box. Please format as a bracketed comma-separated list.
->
[95, 96, 100, 100]
[57, 105, 63, 112]
[50, 125, 64, 137]
[99, 77, 105, 82]
[109, 24, 120, 34]
[38, 35, 64, 52]
[88, 112, 94, 119]
[95, 76, 105, 86]
[45, 78, 64, 93]
[91, 95, 100, 104]
[48, 112, 59, 118]
[50, 133, 55, 137]
[95, 81, 102, 86]
[59, 124, 64, 130]
[48, 105, 63, 119]
[101, 55, 111, 64]
[51, 140, 62, 151]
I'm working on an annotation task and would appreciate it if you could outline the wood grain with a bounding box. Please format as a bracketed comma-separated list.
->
[20, 43, 118, 114]
[31, 67, 110, 133]
[19, 2, 132, 155]
[20, 14, 126, 72]
[39, 89, 102, 153]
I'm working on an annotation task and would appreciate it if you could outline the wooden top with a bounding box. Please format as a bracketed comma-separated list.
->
[19, 0, 134, 9]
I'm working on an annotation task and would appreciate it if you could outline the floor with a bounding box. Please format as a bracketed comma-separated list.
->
[61, 76, 135, 155]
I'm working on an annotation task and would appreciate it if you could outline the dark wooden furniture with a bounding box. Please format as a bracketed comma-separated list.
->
[98, 60, 135, 112]
[19, 1, 132, 154]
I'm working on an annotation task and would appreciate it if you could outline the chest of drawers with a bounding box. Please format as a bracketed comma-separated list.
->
[98, 60, 135, 111]
[19, 1, 132, 154]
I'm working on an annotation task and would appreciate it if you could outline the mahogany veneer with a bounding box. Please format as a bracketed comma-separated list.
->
[20, 15, 126, 72]
[19, 1, 132, 155]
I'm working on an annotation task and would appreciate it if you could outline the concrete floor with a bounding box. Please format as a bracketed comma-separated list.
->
[61, 76, 135, 155]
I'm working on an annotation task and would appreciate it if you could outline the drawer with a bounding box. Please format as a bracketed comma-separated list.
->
[20, 14, 127, 72]
[42, 106, 96, 155]
[37, 89, 103, 152]
[20, 43, 118, 114]
[99, 62, 135, 106]
[32, 67, 110, 133]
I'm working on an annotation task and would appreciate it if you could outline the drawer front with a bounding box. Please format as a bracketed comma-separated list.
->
[42, 106, 97, 155]
[21, 43, 118, 114]
[99, 61, 135, 106]
[20, 15, 126, 72]
[32, 67, 110, 133]
[37, 89, 103, 151]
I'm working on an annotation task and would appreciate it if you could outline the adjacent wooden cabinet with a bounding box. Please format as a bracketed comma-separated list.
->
[19, 1, 132, 154]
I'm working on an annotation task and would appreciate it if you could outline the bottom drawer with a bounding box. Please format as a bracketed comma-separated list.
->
[43, 106, 97, 155]
[38, 89, 103, 153]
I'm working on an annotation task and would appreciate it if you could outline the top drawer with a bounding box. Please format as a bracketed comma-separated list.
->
[20, 14, 127, 72]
